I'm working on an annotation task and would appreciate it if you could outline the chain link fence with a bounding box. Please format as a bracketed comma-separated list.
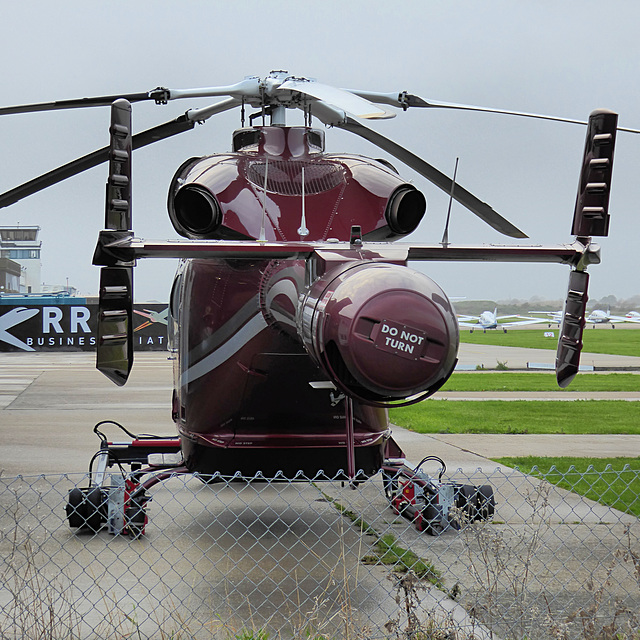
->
[0, 464, 638, 639]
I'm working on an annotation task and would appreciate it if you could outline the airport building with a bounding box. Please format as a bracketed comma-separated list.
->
[0, 226, 168, 351]
[0, 225, 42, 293]
[0, 257, 21, 293]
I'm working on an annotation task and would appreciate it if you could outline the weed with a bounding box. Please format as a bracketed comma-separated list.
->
[462, 483, 551, 639]
[384, 571, 479, 640]
[234, 630, 270, 640]
[0, 490, 82, 639]
[2, 473, 639, 639]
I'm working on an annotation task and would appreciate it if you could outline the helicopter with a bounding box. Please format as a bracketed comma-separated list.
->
[0, 70, 623, 535]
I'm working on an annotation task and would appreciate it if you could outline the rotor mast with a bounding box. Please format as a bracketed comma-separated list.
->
[270, 105, 287, 126]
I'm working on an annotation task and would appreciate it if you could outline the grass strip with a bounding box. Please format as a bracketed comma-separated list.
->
[318, 489, 443, 586]
[390, 400, 640, 434]
[441, 372, 640, 392]
[493, 456, 640, 517]
[459, 328, 640, 357]
[361, 534, 443, 586]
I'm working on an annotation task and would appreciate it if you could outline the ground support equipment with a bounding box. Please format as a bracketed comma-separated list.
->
[381, 455, 495, 535]
[65, 421, 187, 538]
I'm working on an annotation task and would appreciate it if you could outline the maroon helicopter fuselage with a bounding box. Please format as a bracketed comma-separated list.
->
[167, 126, 459, 478]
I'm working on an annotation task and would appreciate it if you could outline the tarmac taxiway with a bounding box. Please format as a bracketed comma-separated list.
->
[0, 347, 638, 638]
[0, 345, 639, 476]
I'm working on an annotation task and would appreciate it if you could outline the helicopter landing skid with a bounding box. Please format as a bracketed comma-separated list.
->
[381, 456, 495, 535]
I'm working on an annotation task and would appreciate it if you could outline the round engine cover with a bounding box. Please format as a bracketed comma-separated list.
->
[300, 262, 459, 403]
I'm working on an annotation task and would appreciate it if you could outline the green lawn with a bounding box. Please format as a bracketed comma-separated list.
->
[459, 327, 640, 357]
[493, 456, 640, 517]
[389, 400, 640, 434]
[441, 372, 640, 392]
[390, 353, 640, 516]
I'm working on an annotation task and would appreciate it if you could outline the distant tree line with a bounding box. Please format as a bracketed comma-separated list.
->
[453, 294, 640, 316]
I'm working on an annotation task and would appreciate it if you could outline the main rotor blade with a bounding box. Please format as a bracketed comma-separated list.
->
[0, 80, 257, 118]
[337, 116, 527, 238]
[0, 96, 240, 209]
[0, 92, 156, 116]
[279, 79, 395, 120]
[160, 78, 261, 101]
[0, 115, 195, 209]
[348, 90, 640, 134]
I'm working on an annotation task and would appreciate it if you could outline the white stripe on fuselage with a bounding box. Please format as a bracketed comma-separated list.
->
[180, 313, 269, 386]
[265, 277, 299, 329]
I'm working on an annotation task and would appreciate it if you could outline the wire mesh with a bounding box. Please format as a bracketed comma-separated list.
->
[0, 465, 638, 639]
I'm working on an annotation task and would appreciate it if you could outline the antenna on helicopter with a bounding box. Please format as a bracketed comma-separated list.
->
[440, 157, 459, 248]
[259, 157, 269, 242]
[297, 166, 309, 238]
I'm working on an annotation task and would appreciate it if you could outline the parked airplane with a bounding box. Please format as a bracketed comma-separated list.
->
[529, 310, 563, 327]
[457, 309, 543, 333]
[531, 307, 634, 328]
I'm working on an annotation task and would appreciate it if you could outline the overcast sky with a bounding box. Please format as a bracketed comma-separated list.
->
[1, 1, 639, 306]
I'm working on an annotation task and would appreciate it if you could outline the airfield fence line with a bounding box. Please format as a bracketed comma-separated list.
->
[0, 466, 638, 640]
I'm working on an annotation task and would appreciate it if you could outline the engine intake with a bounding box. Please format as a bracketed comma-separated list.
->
[171, 184, 222, 238]
[385, 186, 426, 235]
